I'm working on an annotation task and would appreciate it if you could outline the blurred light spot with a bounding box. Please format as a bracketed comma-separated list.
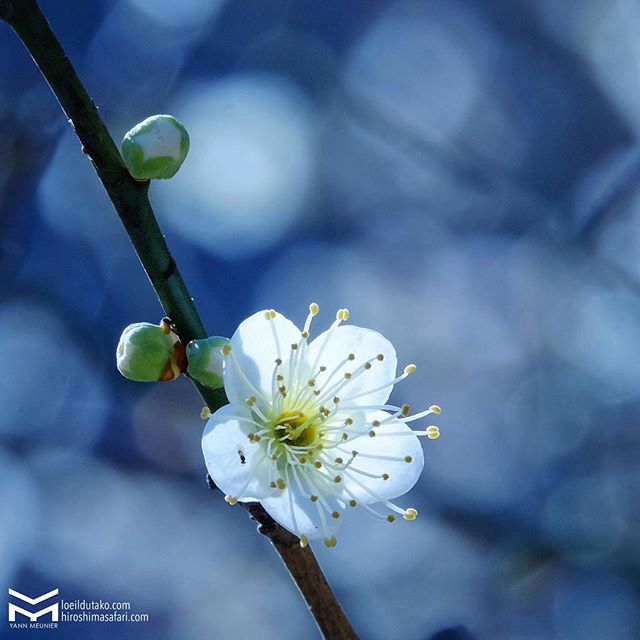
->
[158, 75, 316, 259]
[125, 0, 225, 30]
[132, 381, 204, 472]
[548, 288, 640, 404]
[0, 449, 38, 589]
[0, 301, 106, 448]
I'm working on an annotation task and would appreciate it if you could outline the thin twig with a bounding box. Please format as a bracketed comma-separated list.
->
[0, 1, 357, 637]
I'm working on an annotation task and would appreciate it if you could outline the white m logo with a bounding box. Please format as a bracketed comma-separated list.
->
[8, 588, 59, 622]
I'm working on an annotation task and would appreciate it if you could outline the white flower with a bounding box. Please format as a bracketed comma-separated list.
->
[201, 305, 441, 548]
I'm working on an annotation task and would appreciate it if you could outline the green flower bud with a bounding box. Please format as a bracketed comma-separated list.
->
[121, 114, 190, 180]
[186, 336, 231, 390]
[117, 321, 184, 382]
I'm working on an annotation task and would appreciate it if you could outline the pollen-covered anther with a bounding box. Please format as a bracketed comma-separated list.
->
[386, 515, 396, 523]
[369, 430, 376, 437]
[348, 353, 355, 361]
[308, 379, 315, 387]
[222, 344, 232, 356]
[331, 511, 340, 519]
[334, 475, 342, 483]
[276, 479, 286, 490]
[427, 426, 440, 440]
[299, 535, 309, 548]
[403, 508, 418, 521]
[371, 420, 381, 428]
[314, 461, 322, 469]
[376, 353, 384, 361]
[246, 396, 256, 407]
[364, 362, 372, 370]
[264, 309, 277, 320]
[344, 372, 352, 379]
[404, 455, 413, 463]
[401, 404, 411, 416]
[345, 418, 353, 426]
[349, 499, 357, 507]
[333, 396, 340, 404]
[301, 331, 309, 339]
[324, 536, 337, 548]
[200, 407, 211, 420]
[224, 495, 238, 505]
[404, 364, 417, 374]
[335, 457, 343, 464]
[382, 473, 390, 481]
[309, 302, 320, 316]
[310, 495, 318, 502]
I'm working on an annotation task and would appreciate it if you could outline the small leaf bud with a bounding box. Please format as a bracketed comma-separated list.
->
[116, 321, 183, 382]
[186, 336, 230, 390]
[121, 114, 190, 180]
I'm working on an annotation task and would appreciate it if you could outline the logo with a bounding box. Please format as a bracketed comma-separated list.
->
[8, 589, 59, 624]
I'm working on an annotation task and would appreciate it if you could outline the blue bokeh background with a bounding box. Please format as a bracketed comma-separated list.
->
[2, 0, 640, 638]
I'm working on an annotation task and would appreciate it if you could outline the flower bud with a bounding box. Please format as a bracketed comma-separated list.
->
[121, 114, 190, 180]
[186, 336, 230, 390]
[117, 321, 184, 382]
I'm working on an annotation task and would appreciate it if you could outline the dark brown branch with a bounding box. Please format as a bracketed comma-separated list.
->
[1, 1, 357, 637]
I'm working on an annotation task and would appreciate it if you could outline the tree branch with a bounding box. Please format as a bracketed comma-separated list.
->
[1, 1, 357, 637]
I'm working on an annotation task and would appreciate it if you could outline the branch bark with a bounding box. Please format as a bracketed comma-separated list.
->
[1, 1, 357, 637]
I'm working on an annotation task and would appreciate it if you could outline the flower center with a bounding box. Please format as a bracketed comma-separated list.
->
[273, 410, 318, 447]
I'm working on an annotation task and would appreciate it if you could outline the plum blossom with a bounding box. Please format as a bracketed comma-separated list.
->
[202, 305, 440, 548]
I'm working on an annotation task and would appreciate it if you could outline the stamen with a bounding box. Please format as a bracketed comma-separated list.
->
[200, 407, 211, 420]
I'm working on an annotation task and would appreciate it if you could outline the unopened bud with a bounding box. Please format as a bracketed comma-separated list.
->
[186, 336, 230, 390]
[121, 114, 190, 180]
[116, 321, 184, 382]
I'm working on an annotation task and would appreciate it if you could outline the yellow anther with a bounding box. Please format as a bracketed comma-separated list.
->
[308, 379, 315, 387]
[349, 499, 357, 508]
[368, 430, 376, 437]
[299, 535, 309, 548]
[386, 515, 396, 523]
[341, 308, 350, 320]
[276, 479, 286, 490]
[224, 496, 238, 505]
[404, 455, 413, 463]
[264, 311, 272, 320]
[323, 536, 337, 548]
[334, 475, 342, 483]
[345, 418, 353, 425]
[301, 331, 309, 339]
[430, 404, 442, 415]
[427, 426, 440, 440]
[299, 456, 308, 464]
[376, 354, 384, 361]
[404, 364, 417, 374]
[310, 495, 318, 502]
[222, 344, 232, 356]
[331, 511, 340, 519]
[314, 461, 322, 469]
[200, 407, 211, 420]
[382, 473, 390, 481]
[246, 396, 256, 406]
[403, 508, 418, 521]
[309, 302, 320, 315]
[401, 404, 411, 416]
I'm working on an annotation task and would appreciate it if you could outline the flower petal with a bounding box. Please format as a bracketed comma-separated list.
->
[260, 474, 344, 540]
[305, 325, 398, 407]
[337, 411, 424, 504]
[224, 310, 301, 408]
[202, 404, 274, 501]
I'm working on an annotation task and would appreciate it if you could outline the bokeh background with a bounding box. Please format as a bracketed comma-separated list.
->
[2, 0, 640, 638]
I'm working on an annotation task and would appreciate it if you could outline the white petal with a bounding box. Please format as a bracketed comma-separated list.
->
[305, 325, 398, 406]
[338, 411, 424, 504]
[260, 477, 344, 540]
[224, 310, 301, 408]
[202, 404, 274, 501]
